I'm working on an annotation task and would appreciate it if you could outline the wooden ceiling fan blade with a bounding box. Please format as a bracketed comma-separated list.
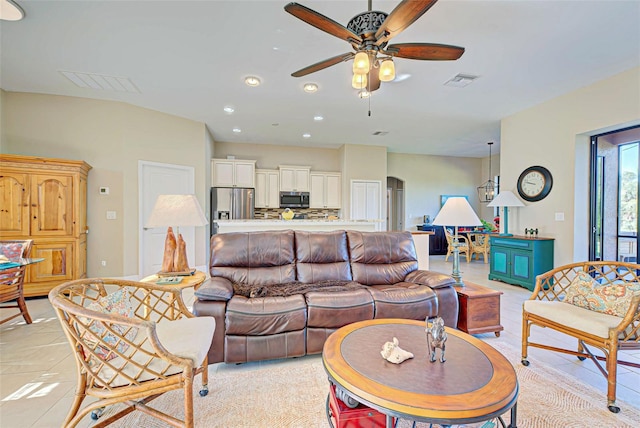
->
[285, 2, 362, 44]
[375, 0, 439, 45]
[291, 52, 355, 77]
[385, 43, 465, 60]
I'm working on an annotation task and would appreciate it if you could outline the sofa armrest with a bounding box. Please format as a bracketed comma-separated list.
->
[194, 276, 234, 301]
[405, 270, 455, 289]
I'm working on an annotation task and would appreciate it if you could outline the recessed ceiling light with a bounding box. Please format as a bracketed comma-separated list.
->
[223, 106, 235, 113]
[244, 76, 261, 87]
[232, 128, 242, 133]
[302, 133, 311, 138]
[313, 115, 324, 121]
[303, 83, 318, 93]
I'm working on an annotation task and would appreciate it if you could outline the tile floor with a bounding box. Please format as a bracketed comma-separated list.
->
[1, 256, 639, 427]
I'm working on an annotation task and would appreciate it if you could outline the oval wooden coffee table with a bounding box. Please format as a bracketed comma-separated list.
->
[322, 318, 518, 428]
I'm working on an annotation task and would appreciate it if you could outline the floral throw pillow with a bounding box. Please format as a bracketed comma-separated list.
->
[0, 243, 25, 260]
[85, 289, 138, 361]
[564, 270, 640, 317]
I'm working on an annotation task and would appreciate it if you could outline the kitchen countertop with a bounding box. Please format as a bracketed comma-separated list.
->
[214, 219, 383, 232]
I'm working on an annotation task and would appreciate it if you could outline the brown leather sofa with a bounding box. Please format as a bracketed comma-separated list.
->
[193, 229, 458, 364]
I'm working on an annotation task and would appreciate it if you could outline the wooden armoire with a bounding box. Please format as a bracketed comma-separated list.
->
[0, 154, 92, 296]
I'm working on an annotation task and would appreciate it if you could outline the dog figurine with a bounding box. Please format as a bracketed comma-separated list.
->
[425, 316, 447, 363]
[380, 337, 414, 364]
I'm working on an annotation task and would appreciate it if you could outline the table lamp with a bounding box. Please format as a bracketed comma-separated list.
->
[432, 197, 482, 287]
[145, 194, 208, 275]
[487, 191, 524, 236]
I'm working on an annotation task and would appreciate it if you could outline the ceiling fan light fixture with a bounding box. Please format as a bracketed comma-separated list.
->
[358, 90, 371, 99]
[352, 73, 367, 89]
[379, 59, 396, 82]
[353, 52, 370, 75]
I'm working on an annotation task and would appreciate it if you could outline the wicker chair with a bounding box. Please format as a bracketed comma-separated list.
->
[0, 239, 33, 325]
[521, 261, 640, 413]
[443, 227, 470, 263]
[468, 233, 490, 263]
[49, 278, 215, 427]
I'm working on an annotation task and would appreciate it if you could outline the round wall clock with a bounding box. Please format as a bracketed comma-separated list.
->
[517, 166, 553, 202]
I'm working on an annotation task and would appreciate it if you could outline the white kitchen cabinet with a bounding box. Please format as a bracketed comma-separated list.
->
[212, 159, 256, 188]
[255, 169, 279, 208]
[351, 180, 383, 230]
[279, 165, 310, 192]
[310, 172, 341, 209]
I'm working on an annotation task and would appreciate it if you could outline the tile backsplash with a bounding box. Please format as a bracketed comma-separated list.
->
[255, 208, 340, 220]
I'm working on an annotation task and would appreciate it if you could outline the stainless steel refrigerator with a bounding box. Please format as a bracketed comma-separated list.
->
[210, 187, 254, 235]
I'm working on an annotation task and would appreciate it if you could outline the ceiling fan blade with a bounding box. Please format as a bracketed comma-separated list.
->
[291, 52, 355, 77]
[385, 43, 465, 60]
[285, 2, 362, 44]
[375, 0, 439, 45]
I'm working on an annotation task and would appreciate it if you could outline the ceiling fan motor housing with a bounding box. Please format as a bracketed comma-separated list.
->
[347, 11, 388, 48]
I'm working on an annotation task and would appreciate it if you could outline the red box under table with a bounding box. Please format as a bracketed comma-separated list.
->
[328, 384, 391, 428]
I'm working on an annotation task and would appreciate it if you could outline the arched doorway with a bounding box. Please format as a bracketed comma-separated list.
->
[387, 177, 405, 231]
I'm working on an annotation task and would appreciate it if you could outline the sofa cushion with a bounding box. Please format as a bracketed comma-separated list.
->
[305, 288, 374, 328]
[368, 282, 438, 320]
[225, 295, 307, 336]
[210, 230, 296, 286]
[295, 231, 353, 283]
[347, 231, 418, 285]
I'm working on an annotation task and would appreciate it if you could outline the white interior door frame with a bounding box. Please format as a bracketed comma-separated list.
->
[138, 161, 195, 277]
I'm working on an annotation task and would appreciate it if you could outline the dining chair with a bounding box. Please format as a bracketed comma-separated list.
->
[0, 239, 34, 324]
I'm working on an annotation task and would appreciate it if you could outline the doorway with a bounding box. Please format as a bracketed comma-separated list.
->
[589, 126, 639, 262]
[386, 177, 405, 231]
[138, 161, 196, 276]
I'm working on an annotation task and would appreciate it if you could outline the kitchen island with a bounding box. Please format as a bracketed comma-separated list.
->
[214, 219, 381, 233]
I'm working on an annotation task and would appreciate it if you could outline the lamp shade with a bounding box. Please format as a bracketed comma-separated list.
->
[432, 197, 482, 227]
[487, 191, 524, 207]
[145, 194, 208, 228]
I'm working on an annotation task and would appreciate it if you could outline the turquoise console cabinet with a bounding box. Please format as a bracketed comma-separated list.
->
[489, 236, 554, 291]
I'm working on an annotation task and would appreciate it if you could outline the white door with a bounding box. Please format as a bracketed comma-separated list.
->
[351, 180, 383, 230]
[139, 161, 195, 276]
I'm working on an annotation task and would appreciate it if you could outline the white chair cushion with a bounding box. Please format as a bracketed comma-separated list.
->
[95, 316, 215, 388]
[524, 300, 622, 339]
[156, 316, 215, 366]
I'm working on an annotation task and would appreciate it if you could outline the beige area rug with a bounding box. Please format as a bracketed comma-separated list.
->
[103, 341, 640, 428]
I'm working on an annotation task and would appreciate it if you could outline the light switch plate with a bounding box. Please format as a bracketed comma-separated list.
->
[106, 211, 117, 220]
[555, 212, 565, 221]
[99, 187, 110, 195]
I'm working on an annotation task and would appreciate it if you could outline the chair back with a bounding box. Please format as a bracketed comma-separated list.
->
[49, 278, 195, 392]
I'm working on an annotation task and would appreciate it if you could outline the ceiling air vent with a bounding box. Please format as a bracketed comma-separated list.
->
[59, 70, 140, 93]
[444, 73, 479, 88]
[372, 131, 389, 136]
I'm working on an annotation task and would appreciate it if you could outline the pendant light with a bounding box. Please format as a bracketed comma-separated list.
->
[477, 142, 496, 203]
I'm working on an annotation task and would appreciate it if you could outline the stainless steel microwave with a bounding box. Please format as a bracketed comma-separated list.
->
[280, 191, 310, 208]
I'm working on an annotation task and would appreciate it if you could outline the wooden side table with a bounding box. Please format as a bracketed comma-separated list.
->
[456, 281, 503, 337]
[141, 270, 206, 291]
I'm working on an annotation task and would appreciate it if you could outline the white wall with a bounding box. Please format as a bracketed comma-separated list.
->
[1, 92, 210, 277]
[388, 153, 492, 230]
[501, 66, 640, 266]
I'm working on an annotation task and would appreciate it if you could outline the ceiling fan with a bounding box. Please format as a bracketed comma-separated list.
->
[284, 0, 465, 94]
